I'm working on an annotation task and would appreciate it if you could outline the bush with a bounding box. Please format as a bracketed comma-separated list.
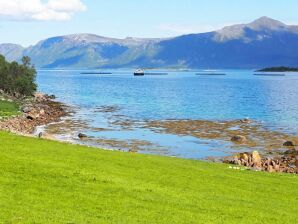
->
[0, 55, 37, 97]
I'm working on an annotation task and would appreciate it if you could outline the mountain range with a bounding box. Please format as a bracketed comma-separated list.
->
[1, 17, 298, 69]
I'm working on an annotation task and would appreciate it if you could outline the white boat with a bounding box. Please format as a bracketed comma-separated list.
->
[134, 69, 145, 76]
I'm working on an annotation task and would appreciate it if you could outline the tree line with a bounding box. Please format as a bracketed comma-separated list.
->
[0, 55, 37, 97]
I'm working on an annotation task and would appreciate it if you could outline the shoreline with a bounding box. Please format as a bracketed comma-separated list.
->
[0, 92, 68, 136]
[0, 94, 297, 174]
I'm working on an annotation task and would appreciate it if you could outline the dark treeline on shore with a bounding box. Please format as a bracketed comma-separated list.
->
[0, 55, 37, 98]
[258, 66, 298, 72]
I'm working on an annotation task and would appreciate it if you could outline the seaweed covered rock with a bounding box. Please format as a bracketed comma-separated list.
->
[231, 135, 247, 144]
[283, 141, 295, 147]
[78, 133, 87, 139]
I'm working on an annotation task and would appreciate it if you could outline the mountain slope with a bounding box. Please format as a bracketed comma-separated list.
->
[0, 44, 24, 62]
[1, 17, 298, 69]
[20, 34, 163, 68]
[155, 17, 298, 68]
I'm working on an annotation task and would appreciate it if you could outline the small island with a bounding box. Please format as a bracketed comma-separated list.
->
[257, 66, 298, 72]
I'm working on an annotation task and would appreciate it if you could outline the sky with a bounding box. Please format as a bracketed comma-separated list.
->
[1, 0, 298, 46]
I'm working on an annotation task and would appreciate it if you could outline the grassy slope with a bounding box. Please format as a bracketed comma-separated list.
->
[0, 100, 19, 118]
[0, 132, 297, 224]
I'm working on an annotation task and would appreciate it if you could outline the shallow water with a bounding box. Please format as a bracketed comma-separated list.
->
[37, 69, 298, 159]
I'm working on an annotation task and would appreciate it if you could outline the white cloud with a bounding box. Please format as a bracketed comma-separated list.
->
[0, 0, 86, 21]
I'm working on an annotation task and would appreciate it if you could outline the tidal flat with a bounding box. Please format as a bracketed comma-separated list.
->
[42, 106, 297, 160]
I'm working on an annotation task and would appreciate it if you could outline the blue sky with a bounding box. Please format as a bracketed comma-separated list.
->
[1, 0, 298, 46]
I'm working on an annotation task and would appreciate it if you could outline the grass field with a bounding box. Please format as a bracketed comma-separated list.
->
[0, 100, 20, 118]
[0, 131, 297, 223]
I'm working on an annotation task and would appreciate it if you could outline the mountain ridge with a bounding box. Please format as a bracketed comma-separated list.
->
[1, 17, 298, 69]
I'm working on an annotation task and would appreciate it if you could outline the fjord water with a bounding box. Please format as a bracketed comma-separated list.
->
[37, 70, 298, 159]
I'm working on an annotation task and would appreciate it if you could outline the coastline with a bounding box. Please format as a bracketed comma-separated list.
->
[0, 92, 67, 136]
[0, 93, 297, 174]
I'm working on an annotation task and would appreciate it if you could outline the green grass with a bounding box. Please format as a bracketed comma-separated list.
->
[0, 100, 20, 118]
[0, 132, 297, 223]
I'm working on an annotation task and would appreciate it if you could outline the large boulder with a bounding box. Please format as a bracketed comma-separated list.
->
[239, 153, 249, 161]
[251, 151, 262, 165]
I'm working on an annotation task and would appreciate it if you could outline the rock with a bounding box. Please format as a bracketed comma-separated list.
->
[267, 165, 275, 173]
[39, 109, 45, 116]
[273, 164, 280, 172]
[283, 141, 295, 147]
[231, 135, 247, 143]
[225, 151, 298, 174]
[251, 151, 262, 165]
[26, 113, 39, 120]
[42, 105, 51, 110]
[78, 133, 87, 139]
[26, 115, 35, 120]
[240, 118, 252, 124]
[235, 159, 242, 166]
[34, 92, 47, 102]
[22, 106, 32, 113]
[239, 153, 249, 161]
[229, 155, 240, 165]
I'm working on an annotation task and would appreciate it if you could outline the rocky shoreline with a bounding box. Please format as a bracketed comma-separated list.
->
[0, 96, 297, 174]
[145, 119, 298, 174]
[224, 149, 298, 174]
[0, 92, 67, 135]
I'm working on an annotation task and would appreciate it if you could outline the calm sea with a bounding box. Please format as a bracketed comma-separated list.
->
[37, 69, 298, 159]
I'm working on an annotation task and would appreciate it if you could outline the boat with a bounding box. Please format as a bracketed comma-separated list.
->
[134, 69, 145, 76]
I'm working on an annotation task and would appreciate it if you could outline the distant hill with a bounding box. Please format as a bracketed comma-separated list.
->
[258, 66, 298, 72]
[1, 17, 298, 69]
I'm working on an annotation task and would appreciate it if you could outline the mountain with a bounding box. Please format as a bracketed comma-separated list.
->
[19, 34, 163, 69]
[1, 17, 298, 69]
[154, 17, 298, 68]
[0, 44, 24, 62]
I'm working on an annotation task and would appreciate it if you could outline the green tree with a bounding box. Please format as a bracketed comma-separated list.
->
[0, 55, 37, 97]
